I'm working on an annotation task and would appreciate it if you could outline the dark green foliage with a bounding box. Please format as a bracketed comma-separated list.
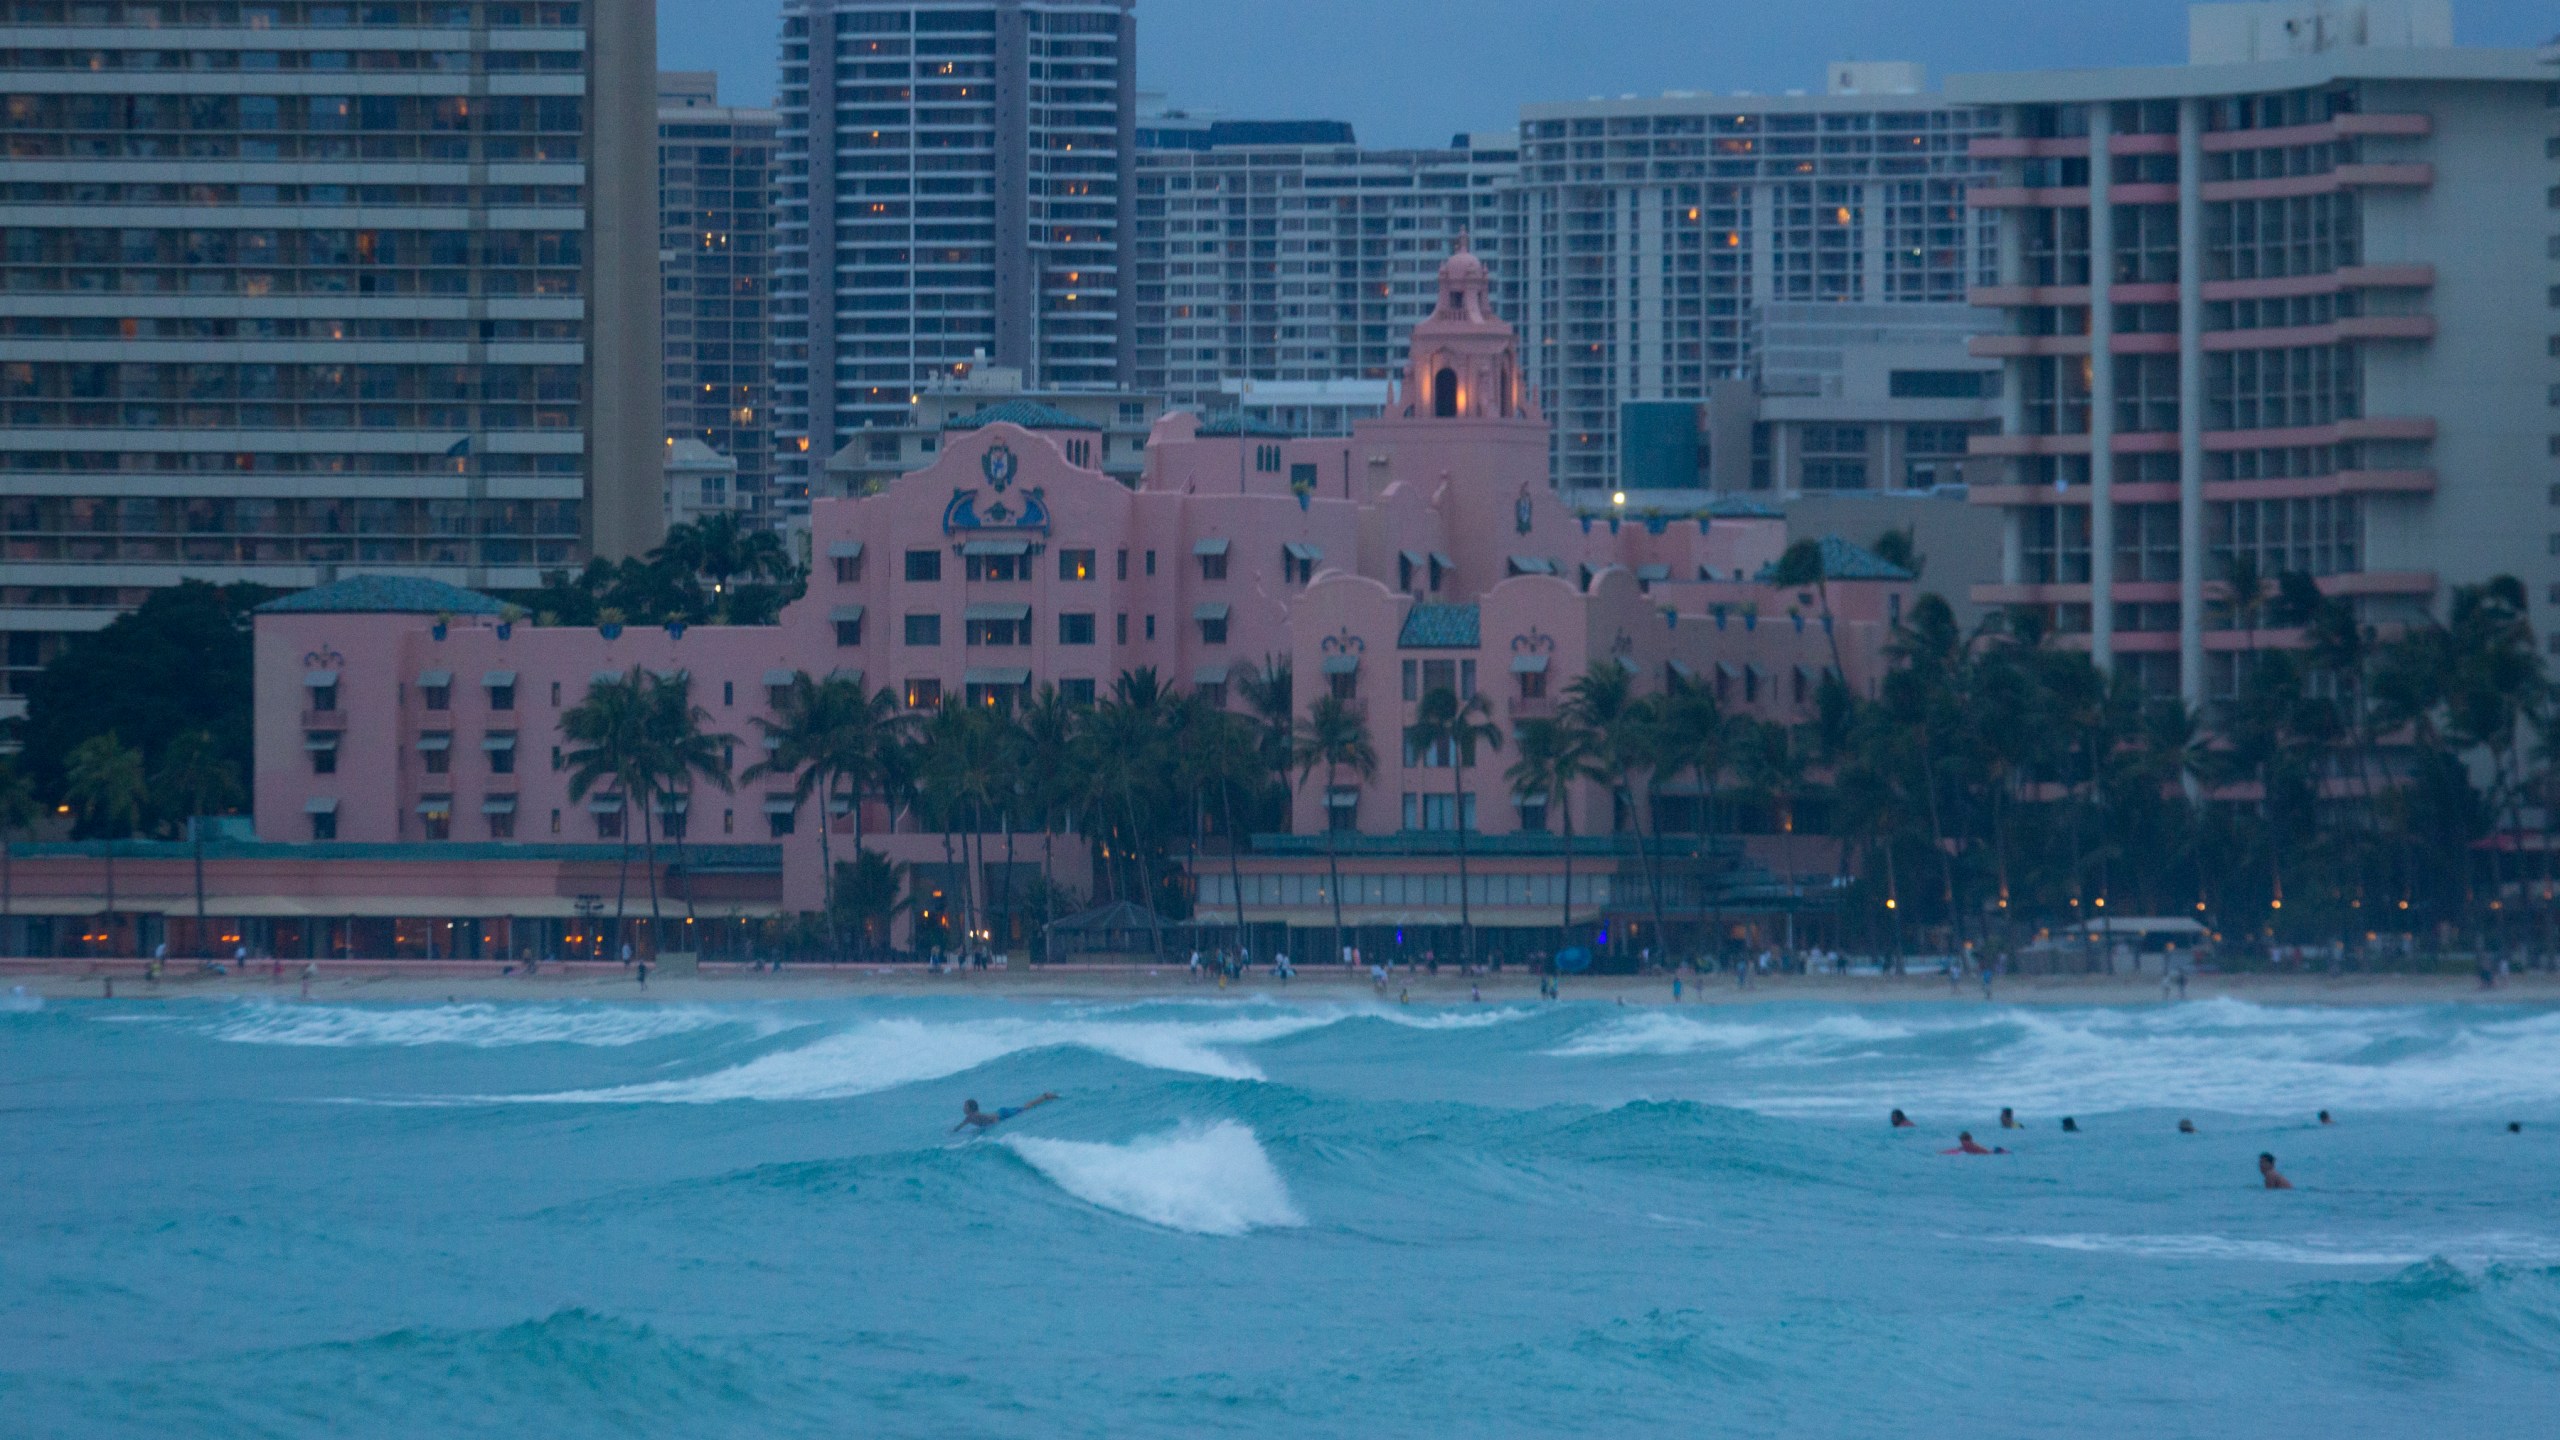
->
[20, 581, 270, 815]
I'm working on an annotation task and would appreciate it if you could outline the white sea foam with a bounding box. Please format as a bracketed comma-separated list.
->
[207, 1002, 768, 1050]
[1, 985, 40, 1013]
[506, 1010, 1334, 1104]
[1550, 999, 2560, 1118]
[1993, 1231, 2560, 1270]
[1003, 1121, 1304, 1235]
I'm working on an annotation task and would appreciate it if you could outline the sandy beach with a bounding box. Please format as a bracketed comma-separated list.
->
[5, 959, 2550, 1008]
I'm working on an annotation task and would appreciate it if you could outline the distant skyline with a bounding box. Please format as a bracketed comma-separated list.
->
[659, 0, 2556, 146]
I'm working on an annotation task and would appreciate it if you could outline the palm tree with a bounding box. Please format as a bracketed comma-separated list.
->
[833, 849, 910, 953]
[1769, 537, 1848, 679]
[63, 733, 146, 952]
[153, 729, 243, 957]
[1181, 706, 1270, 949]
[1507, 714, 1604, 952]
[1292, 692, 1375, 967]
[1237, 657, 1296, 815]
[562, 675, 653, 953]
[1408, 685, 1503, 965]
[1566, 662, 1662, 964]
[1017, 684, 1081, 958]
[644, 673, 733, 936]
[745, 672, 906, 955]
[1650, 675, 1730, 958]
[917, 700, 1007, 951]
[1736, 719, 1811, 944]
[0, 755, 36, 935]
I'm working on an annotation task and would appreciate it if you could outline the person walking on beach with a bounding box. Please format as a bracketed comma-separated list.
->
[2258, 1152, 2293, 1190]
[1672, 976, 1683, 1003]
[299, 962, 316, 1000]
[636, 958, 649, 988]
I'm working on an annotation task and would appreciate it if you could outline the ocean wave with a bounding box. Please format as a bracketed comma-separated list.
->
[502, 1011, 1335, 1104]
[1002, 1120, 1304, 1235]
[205, 1001, 778, 1050]
[1995, 1232, 2560, 1270]
[1546, 999, 2560, 1117]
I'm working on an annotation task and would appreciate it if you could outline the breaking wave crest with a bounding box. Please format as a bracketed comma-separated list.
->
[1003, 1120, 1304, 1235]
[207, 1002, 772, 1049]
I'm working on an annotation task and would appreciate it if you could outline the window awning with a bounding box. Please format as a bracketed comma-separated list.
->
[1320, 653, 1360, 675]
[481, 795, 517, 815]
[1615, 655, 1642, 674]
[303, 733, 340, 751]
[1430, 551, 1452, 572]
[826, 667, 864, 687]
[962, 538, 1030, 557]
[827, 541, 864, 558]
[303, 670, 337, 688]
[415, 733, 452, 752]
[964, 666, 1032, 686]
[1325, 787, 1360, 807]
[586, 795, 624, 813]
[416, 669, 452, 688]
[760, 733, 782, 751]
[1192, 537, 1230, 556]
[964, 602, 1030, 622]
[481, 733, 517, 751]
[1745, 663, 1765, 682]
[1284, 542, 1323, 562]
[762, 795, 797, 815]
[590, 670, 625, 685]
[1194, 664, 1230, 684]
[304, 796, 338, 814]
[1716, 662, 1741, 680]
[482, 670, 516, 687]
[1511, 653, 1550, 674]
[762, 668, 796, 686]
[1193, 602, 1230, 622]
[1399, 549, 1427, 569]
[1636, 563, 1670, 582]
[1667, 659, 1697, 681]
[654, 794, 690, 813]
[415, 797, 453, 817]
[831, 604, 866, 623]
[1507, 555, 1557, 575]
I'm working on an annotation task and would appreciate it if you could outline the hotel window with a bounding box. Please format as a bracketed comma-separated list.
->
[310, 808, 337, 842]
[1255, 443, 1282, 473]
[966, 608, 1031, 646]
[964, 548, 1028, 582]
[1059, 612, 1095, 645]
[306, 733, 339, 775]
[420, 797, 453, 842]
[832, 548, 864, 583]
[1145, 549, 1157, 576]
[1116, 612, 1129, 643]
[1799, 425, 1869, 490]
[1517, 665, 1547, 701]
[1117, 548, 1128, 579]
[594, 803, 623, 840]
[835, 611, 864, 646]
[904, 677, 942, 709]
[550, 808, 562, 836]
[1059, 548, 1096, 581]
[419, 732, 452, 775]
[308, 677, 338, 713]
[487, 807, 516, 841]
[767, 799, 796, 838]
[1196, 605, 1229, 645]
[1516, 796, 1549, 833]
[1145, 614, 1156, 640]
[486, 676, 516, 711]
[485, 732, 517, 775]
[420, 674, 451, 711]
[1059, 677, 1096, 705]
[904, 613, 942, 646]
[904, 548, 941, 582]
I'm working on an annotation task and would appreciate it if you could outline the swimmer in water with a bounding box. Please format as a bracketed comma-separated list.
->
[1942, 1131, 2006, 1156]
[952, 1092, 1059, 1134]
[1890, 1109, 1915, 1129]
[2061, 1116, 2080, 1133]
[2258, 1152, 2293, 1190]
[2317, 1109, 2333, 1125]
[2508, 1121, 2523, 1134]
[1999, 1107, 2019, 1130]
[2178, 1117, 2197, 1134]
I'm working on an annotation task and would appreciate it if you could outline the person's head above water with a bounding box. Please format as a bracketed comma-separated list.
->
[2178, 1118, 2197, 1133]
[961, 1099, 980, 1115]
[2318, 1110, 2332, 1125]
[2061, 1116, 2080, 1132]
[1891, 1108, 1913, 1127]
[2510, 1121, 2524, 1134]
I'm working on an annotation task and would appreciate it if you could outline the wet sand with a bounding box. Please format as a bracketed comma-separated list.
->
[4, 959, 2549, 1009]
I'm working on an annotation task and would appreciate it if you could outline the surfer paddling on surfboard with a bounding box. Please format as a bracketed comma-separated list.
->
[953, 1093, 1060, 1134]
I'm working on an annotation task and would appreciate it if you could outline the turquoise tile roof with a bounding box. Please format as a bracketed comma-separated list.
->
[256, 575, 508, 616]
[943, 400, 1104, 432]
[1753, 535, 1917, 584]
[1398, 602, 1481, 649]
[1193, 413, 1299, 438]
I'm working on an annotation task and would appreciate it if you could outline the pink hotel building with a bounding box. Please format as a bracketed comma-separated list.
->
[201, 243, 1913, 960]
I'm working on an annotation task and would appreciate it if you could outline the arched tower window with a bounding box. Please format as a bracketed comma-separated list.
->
[1433, 366, 1459, 418]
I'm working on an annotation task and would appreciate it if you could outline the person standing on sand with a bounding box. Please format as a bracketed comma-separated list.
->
[299, 962, 316, 1000]
[1672, 976, 1683, 1003]
[636, 958, 649, 988]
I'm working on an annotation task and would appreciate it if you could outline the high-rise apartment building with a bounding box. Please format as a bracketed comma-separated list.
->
[659, 71, 777, 521]
[1132, 113, 1522, 413]
[1956, 1, 2559, 702]
[0, 0, 661, 713]
[773, 0, 1135, 518]
[1514, 64, 2002, 491]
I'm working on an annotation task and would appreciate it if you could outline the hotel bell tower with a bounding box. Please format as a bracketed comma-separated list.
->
[1395, 235, 1542, 425]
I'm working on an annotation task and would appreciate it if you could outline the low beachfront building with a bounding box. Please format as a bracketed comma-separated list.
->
[10, 243, 1913, 964]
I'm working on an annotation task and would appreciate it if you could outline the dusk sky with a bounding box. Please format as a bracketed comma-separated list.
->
[660, 0, 2557, 146]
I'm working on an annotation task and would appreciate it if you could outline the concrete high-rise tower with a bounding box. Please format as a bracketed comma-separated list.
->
[773, 0, 1137, 519]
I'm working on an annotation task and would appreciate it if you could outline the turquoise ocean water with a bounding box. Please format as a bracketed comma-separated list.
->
[4, 992, 2559, 1437]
